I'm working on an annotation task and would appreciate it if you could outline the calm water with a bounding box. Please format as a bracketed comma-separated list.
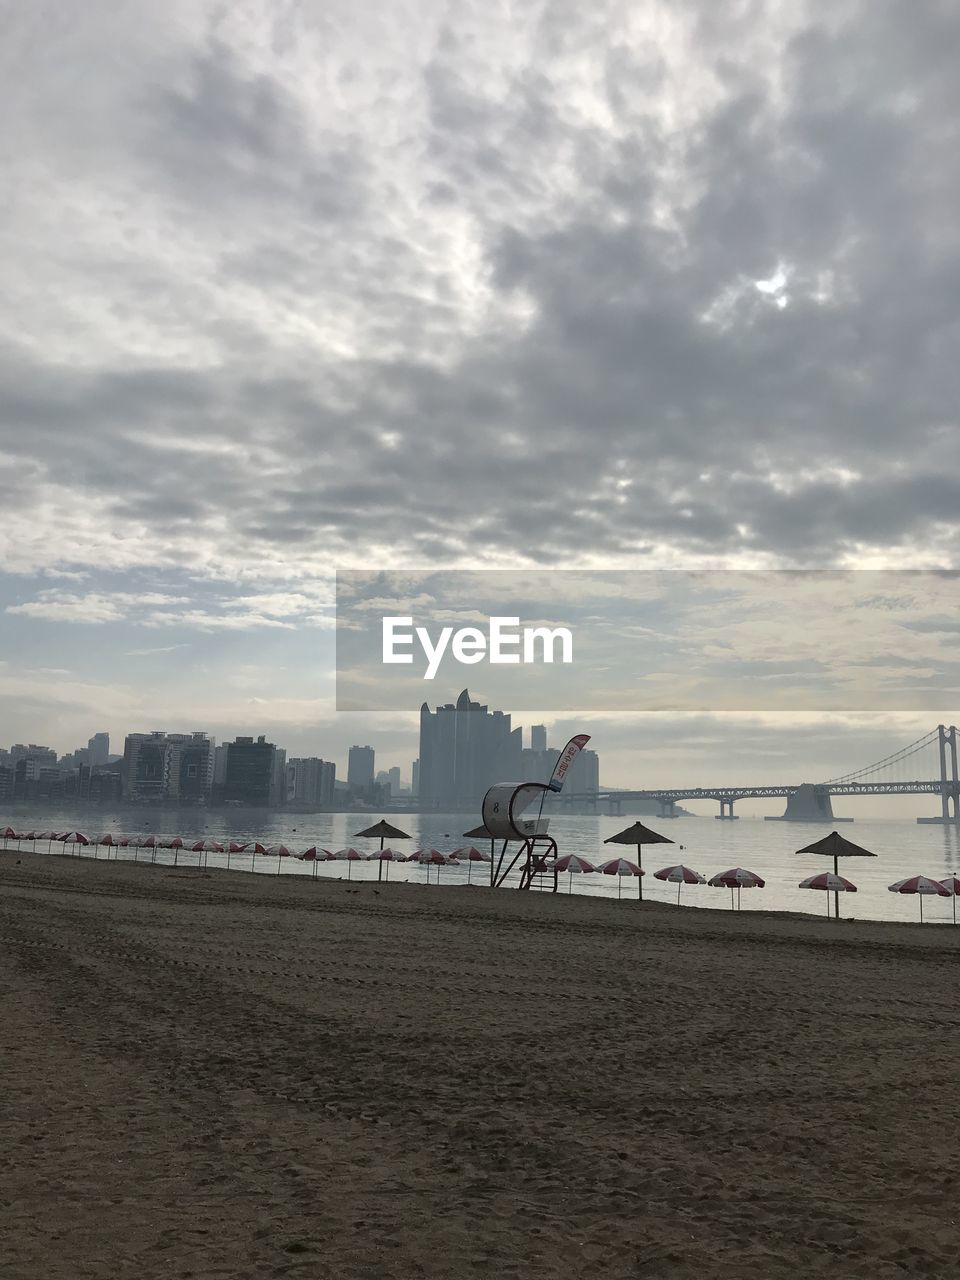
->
[5, 807, 960, 924]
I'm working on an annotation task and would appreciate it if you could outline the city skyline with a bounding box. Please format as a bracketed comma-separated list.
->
[4, 708, 959, 822]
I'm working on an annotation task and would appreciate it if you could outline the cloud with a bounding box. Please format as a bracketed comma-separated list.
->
[123, 644, 190, 657]
[5, 592, 189, 624]
[0, 0, 956, 596]
[1, 0, 958, 758]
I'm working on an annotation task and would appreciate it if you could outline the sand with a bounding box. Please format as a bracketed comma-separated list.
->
[2, 850, 960, 1279]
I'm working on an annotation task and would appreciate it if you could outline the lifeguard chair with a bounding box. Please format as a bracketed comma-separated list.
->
[479, 735, 591, 892]
[481, 780, 559, 892]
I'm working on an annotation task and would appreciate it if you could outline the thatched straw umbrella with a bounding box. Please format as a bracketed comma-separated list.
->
[796, 830, 877, 920]
[353, 820, 411, 881]
[603, 821, 674, 901]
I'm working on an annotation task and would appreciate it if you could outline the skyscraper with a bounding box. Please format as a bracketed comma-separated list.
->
[286, 758, 336, 807]
[220, 736, 286, 806]
[87, 732, 110, 767]
[531, 724, 547, 753]
[418, 689, 523, 812]
[521, 735, 600, 795]
[122, 731, 214, 802]
[347, 745, 375, 791]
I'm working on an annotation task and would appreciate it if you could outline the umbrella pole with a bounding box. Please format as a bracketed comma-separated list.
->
[637, 845, 643, 900]
[677, 881, 681, 906]
[833, 853, 840, 920]
[920, 896, 924, 924]
[825, 893, 830, 918]
[731, 887, 735, 910]
[618, 878, 622, 900]
[738, 885, 742, 912]
[954, 895, 957, 925]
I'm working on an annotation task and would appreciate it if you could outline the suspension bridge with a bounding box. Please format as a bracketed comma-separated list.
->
[563, 724, 960, 823]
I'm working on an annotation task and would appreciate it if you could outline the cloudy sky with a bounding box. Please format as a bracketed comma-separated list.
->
[1, 0, 958, 796]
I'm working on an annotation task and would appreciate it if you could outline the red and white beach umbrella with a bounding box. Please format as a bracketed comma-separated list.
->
[450, 845, 491, 884]
[598, 856, 644, 900]
[191, 839, 224, 868]
[125, 835, 148, 862]
[799, 871, 857, 917]
[409, 848, 449, 864]
[298, 845, 323, 877]
[888, 875, 950, 923]
[158, 835, 186, 865]
[135, 834, 160, 863]
[96, 832, 121, 860]
[938, 876, 960, 924]
[555, 853, 597, 894]
[367, 847, 406, 880]
[654, 864, 706, 906]
[222, 840, 247, 869]
[1, 826, 22, 849]
[708, 867, 766, 911]
[60, 831, 90, 855]
[332, 847, 364, 879]
[410, 848, 455, 883]
[263, 843, 292, 875]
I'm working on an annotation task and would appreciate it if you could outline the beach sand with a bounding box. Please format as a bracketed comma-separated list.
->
[2, 850, 960, 1279]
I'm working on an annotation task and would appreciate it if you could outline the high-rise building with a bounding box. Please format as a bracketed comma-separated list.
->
[10, 744, 58, 768]
[521, 736, 600, 795]
[123, 733, 166, 801]
[122, 731, 215, 802]
[286, 758, 336, 808]
[87, 732, 110, 767]
[213, 743, 229, 786]
[531, 724, 547, 753]
[347, 745, 375, 791]
[418, 689, 523, 812]
[411, 759, 420, 797]
[388, 766, 401, 796]
[220, 736, 285, 806]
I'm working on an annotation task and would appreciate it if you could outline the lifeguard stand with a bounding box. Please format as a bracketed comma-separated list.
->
[481, 781, 559, 892]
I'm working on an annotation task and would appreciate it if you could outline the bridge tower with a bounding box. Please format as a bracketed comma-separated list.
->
[938, 724, 960, 824]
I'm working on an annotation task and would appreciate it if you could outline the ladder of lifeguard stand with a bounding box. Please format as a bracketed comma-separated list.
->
[518, 834, 559, 892]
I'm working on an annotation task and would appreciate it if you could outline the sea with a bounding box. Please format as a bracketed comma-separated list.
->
[4, 807, 960, 924]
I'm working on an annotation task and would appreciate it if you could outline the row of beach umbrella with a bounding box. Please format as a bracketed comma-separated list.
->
[3, 822, 959, 922]
[0, 825, 484, 880]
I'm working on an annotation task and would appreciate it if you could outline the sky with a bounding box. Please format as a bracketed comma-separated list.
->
[1, 0, 958, 801]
